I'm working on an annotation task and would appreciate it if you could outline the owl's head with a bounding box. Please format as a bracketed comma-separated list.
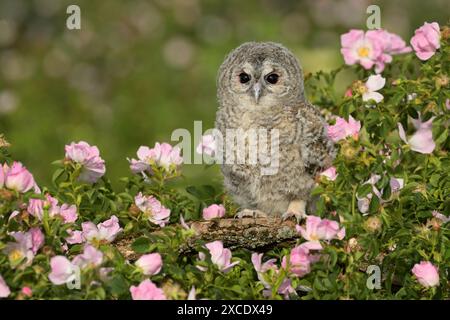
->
[217, 42, 305, 108]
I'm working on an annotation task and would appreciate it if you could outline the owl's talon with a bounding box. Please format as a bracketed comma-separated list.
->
[235, 209, 268, 219]
[283, 200, 307, 223]
[282, 210, 306, 223]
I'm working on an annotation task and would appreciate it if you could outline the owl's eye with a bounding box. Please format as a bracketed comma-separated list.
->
[239, 72, 251, 84]
[265, 73, 279, 84]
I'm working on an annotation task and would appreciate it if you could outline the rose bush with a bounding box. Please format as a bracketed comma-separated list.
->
[0, 22, 448, 300]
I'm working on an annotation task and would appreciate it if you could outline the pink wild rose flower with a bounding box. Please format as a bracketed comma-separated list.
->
[362, 74, 385, 103]
[129, 142, 183, 174]
[410, 22, 441, 61]
[320, 167, 338, 181]
[251, 253, 295, 299]
[129, 146, 154, 174]
[196, 134, 216, 157]
[356, 174, 384, 214]
[27, 198, 45, 220]
[81, 215, 122, 244]
[0, 275, 11, 298]
[0, 275, 10, 298]
[135, 253, 163, 276]
[341, 29, 411, 73]
[251, 252, 278, 287]
[390, 177, 404, 193]
[281, 243, 321, 278]
[65, 141, 106, 183]
[344, 88, 353, 98]
[65, 229, 84, 244]
[48, 256, 78, 285]
[72, 245, 104, 269]
[326, 115, 361, 142]
[130, 279, 166, 300]
[3, 228, 44, 267]
[134, 192, 170, 227]
[432, 210, 450, 224]
[412, 261, 440, 288]
[59, 204, 78, 223]
[21, 286, 32, 297]
[49, 246, 104, 285]
[398, 115, 435, 154]
[341, 29, 382, 70]
[366, 29, 412, 72]
[150, 142, 183, 170]
[252, 253, 277, 275]
[28, 228, 45, 254]
[3, 162, 39, 193]
[199, 241, 239, 273]
[296, 215, 345, 249]
[202, 204, 225, 220]
[27, 194, 77, 224]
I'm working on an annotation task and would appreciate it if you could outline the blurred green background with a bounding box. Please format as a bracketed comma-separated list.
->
[0, 0, 448, 190]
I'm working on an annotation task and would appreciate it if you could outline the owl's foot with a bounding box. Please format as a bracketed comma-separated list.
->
[235, 209, 268, 219]
[282, 200, 307, 223]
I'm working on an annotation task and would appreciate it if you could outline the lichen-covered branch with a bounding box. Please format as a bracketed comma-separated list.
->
[115, 216, 300, 260]
[186, 217, 299, 250]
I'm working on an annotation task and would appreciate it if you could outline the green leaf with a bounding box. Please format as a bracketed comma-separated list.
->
[357, 183, 373, 198]
[313, 277, 328, 292]
[186, 186, 202, 199]
[107, 275, 129, 296]
[327, 249, 338, 268]
[52, 168, 65, 185]
[131, 237, 152, 253]
[434, 128, 448, 146]
[186, 185, 216, 200]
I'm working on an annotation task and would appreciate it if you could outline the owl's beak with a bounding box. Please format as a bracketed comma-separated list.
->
[253, 82, 262, 104]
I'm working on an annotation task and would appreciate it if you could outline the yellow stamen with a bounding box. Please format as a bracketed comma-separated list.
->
[357, 47, 370, 58]
[9, 249, 24, 262]
[310, 234, 319, 241]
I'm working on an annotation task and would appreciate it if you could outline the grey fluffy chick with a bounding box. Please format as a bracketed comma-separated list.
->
[215, 42, 336, 220]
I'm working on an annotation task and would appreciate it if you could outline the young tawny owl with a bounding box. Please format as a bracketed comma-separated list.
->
[215, 42, 336, 220]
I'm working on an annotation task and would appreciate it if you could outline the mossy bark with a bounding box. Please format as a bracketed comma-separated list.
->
[115, 216, 299, 260]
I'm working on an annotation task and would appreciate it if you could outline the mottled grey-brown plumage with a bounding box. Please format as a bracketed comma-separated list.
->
[215, 42, 335, 218]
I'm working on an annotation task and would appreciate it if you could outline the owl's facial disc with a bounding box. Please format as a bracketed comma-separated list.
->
[229, 60, 291, 106]
[237, 62, 275, 105]
[248, 61, 285, 105]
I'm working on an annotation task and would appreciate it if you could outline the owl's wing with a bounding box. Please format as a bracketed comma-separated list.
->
[296, 102, 336, 176]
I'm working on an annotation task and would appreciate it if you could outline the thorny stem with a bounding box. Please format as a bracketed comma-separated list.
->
[351, 185, 357, 218]
[42, 208, 51, 235]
